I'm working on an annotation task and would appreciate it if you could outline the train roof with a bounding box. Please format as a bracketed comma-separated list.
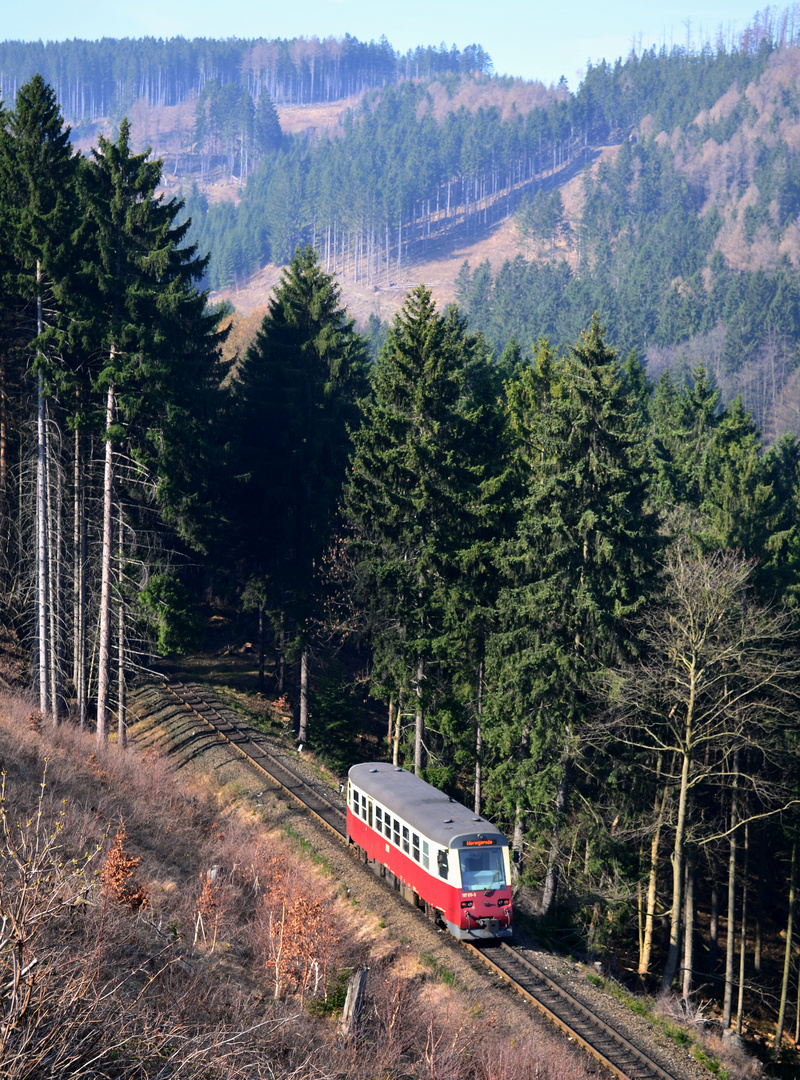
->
[348, 762, 506, 849]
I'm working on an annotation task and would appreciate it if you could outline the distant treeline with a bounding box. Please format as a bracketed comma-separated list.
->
[0, 35, 493, 121]
[184, 34, 778, 291]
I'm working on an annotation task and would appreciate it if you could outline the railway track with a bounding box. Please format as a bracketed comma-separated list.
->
[131, 676, 682, 1080]
[131, 678, 346, 839]
[467, 943, 674, 1080]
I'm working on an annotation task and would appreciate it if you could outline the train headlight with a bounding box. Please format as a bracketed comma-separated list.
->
[460, 900, 473, 908]
[497, 898, 509, 906]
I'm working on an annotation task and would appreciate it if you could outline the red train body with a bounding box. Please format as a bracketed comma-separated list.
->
[347, 762, 512, 941]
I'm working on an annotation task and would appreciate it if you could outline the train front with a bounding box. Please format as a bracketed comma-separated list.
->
[446, 832, 513, 940]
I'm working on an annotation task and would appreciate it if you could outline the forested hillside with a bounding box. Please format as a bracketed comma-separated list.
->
[8, 15, 800, 1050]
[181, 37, 778, 293]
[456, 36, 800, 445]
[30, 11, 795, 448]
[0, 35, 492, 115]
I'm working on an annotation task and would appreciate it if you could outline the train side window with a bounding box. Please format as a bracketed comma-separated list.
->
[375, 807, 382, 831]
[402, 826, 409, 854]
[437, 849, 449, 879]
[412, 833, 420, 862]
[352, 790, 359, 812]
[361, 798, 367, 821]
[422, 840, 430, 870]
[368, 801, 373, 828]
[384, 814, 392, 839]
[393, 819, 400, 846]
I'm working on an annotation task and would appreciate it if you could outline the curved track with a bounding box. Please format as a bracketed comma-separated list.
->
[131, 677, 681, 1080]
[133, 678, 346, 838]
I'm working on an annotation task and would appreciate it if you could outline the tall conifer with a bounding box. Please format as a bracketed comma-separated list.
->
[231, 246, 367, 736]
[487, 315, 658, 908]
[346, 286, 507, 776]
[1, 75, 78, 720]
[79, 118, 219, 742]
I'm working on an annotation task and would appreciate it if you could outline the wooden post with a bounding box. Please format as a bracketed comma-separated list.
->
[338, 968, 368, 1039]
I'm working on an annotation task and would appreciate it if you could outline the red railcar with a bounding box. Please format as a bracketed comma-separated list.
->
[347, 762, 512, 941]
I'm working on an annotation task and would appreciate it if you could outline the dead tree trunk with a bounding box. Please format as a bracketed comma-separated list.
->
[682, 848, 695, 1001]
[540, 765, 569, 917]
[776, 841, 796, 1048]
[392, 692, 402, 766]
[709, 866, 720, 972]
[96, 381, 115, 744]
[73, 425, 87, 729]
[736, 821, 749, 1035]
[511, 720, 532, 885]
[474, 659, 483, 815]
[277, 609, 286, 695]
[117, 505, 126, 748]
[36, 371, 49, 719]
[298, 644, 309, 743]
[755, 840, 764, 974]
[722, 757, 739, 1029]
[46, 415, 62, 722]
[36, 261, 50, 721]
[414, 657, 424, 776]
[640, 777, 669, 978]
[662, 749, 691, 990]
[338, 968, 368, 1039]
[258, 603, 266, 694]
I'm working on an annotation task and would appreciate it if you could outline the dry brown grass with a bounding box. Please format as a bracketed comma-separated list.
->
[0, 688, 593, 1080]
[653, 995, 763, 1080]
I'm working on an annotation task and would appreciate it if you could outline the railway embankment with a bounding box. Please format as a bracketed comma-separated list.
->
[126, 676, 729, 1080]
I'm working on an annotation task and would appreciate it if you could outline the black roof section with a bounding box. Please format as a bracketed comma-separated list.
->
[348, 762, 506, 849]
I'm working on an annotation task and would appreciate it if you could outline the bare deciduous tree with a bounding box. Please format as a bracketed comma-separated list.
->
[595, 547, 800, 994]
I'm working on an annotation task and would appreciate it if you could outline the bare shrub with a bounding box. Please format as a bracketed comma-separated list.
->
[653, 996, 763, 1080]
[250, 864, 343, 1003]
[0, 691, 597, 1080]
[0, 764, 293, 1079]
[653, 991, 713, 1028]
[193, 869, 236, 952]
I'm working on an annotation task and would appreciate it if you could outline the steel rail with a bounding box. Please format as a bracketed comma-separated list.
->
[132, 679, 346, 841]
[466, 943, 674, 1080]
[131, 678, 682, 1080]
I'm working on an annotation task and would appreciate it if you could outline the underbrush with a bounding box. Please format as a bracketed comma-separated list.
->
[0, 688, 597, 1079]
[584, 970, 763, 1080]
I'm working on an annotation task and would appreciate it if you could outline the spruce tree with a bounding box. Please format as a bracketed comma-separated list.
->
[231, 245, 367, 734]
[699, 396, 774, 557]
[651, 362, 721, 512]
[346, 285, 507, 777]
[79, 117, 220, 743]
[0, 75, 79, 720]
[486, 315, 658, 909]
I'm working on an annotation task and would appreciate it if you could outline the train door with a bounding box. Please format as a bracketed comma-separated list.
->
[367, 800, 374, 859]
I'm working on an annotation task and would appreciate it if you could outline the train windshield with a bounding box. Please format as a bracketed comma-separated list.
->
[459, 847, 507, 891]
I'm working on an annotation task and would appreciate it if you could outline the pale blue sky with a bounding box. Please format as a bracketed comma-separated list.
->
[2, 0, 774, 89]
